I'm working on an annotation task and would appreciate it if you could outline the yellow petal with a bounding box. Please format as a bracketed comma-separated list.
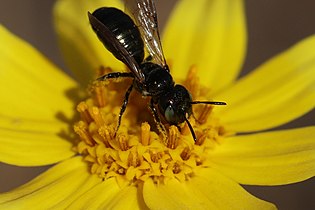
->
[163, 0, 246, 92]
[0, 25, 78, 121]
[53, 174, 102, 209]
[67, 178, 144, 210]
[143, 172, 275, 210]
[0, 26, 77, 166]
[143, 178, 216, 210]
[189, 169, 276, 210]
[53, 0, 124, 87]
[0, 157, 100, 209]
[100, 185, 146, 210]
[66, 179, 119, 210]
[215, 35, 315, 132]
[0, 127, 74, 166]
[210, 127, 315, 185]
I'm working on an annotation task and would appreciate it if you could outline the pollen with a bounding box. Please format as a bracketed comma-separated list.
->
[74, 67, 226, 186]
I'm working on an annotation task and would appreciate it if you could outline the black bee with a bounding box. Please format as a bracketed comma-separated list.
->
[88, 0, 226, 141]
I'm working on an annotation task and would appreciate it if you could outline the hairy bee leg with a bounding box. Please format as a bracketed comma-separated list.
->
[149, 98, 167, 138]
[97, 72, 134, 81]
[115, 83, 134, 135]
[96, 71, 134, 136]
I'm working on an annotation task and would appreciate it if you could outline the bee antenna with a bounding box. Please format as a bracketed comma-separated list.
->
[191, 101, 227, 105]
[184, 116, 197, 142]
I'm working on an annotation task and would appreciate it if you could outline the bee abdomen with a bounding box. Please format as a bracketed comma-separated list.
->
[91, 7, 144, 64]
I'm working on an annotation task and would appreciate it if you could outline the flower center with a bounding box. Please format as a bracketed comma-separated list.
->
[74, 66, 227, 186]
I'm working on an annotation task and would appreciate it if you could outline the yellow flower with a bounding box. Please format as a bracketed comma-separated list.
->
[0, 0, 315, 209]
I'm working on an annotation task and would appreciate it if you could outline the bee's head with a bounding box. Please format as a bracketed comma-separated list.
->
[158, 85, 193, 125]
[158, 85, 226, 141]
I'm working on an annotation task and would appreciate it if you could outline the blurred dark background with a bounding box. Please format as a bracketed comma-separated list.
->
[0, 1, 314, 209]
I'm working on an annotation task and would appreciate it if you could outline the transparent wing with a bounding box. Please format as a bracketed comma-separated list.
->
[125, 0, 167, 67]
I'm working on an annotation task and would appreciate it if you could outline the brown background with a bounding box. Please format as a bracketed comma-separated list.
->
[0, 0, 314, 209]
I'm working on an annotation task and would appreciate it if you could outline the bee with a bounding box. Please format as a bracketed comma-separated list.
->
[88, 0, 226, 141]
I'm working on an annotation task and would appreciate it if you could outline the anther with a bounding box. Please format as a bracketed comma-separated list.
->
[98, 125, 115, 148]
[77, 102, 93, 123]
[93, 85, 107, 107]
[184, 65, 200, 98]
[117, 133, 129, 151]
[168, 126, 179, 149]
[74, 121, 94, 146]
[172, 162, 181, 174]
[89, 106, 105, 126]
[180, 147, 191, 160]
[195, 130, 207, 145]
[128, 151, 139, 167]
[196, 128, 217, 145]
[141, 122, 151, 146]
[197, 104, 213, 124]
[150, 151, 163, 163]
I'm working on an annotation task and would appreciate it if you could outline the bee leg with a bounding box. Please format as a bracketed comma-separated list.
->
[97, 72, 134, 81]
[184, 117, 197, 142]
[115, 83, 134, 136]
[149, 98, 167, 140]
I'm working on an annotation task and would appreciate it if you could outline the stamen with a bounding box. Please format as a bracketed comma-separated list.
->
[196, 129, 208, 145]
[168, 126, 179, 149]
[89, 106, 105, 127]
[93, 84, 107, 107]
[180, 147, 191, 160]
[77, 102, 93, 123]
[150, 150, 164, 163]
[172, 162, 181, 174]
[117, 133, 129, 151]
[128, 151, 139, 167]
[197, 104, 213, 124]
[196, 127, 220, 146]
[141, 122, 151, 146]
[74, 121, 94, 146]
[98, 125, 114, 148]
[184, 65, 200, 98]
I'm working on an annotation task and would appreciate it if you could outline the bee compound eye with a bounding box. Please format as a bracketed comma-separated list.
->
[164, 105, 175, 124]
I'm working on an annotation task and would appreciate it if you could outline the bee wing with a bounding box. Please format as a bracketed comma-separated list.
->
[126, 0, 167, 68]
[88, 12, 145, 82]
